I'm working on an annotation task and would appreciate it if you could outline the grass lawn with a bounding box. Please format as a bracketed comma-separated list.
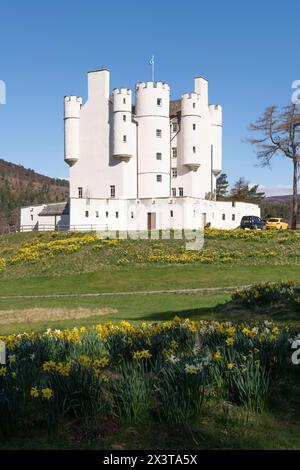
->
[0, 230, 300, 332]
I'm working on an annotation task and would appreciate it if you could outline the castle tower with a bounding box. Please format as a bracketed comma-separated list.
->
[209, 104, 222, 176]
[112, 88, 133, 162]
[180, 92, 201, 171]
[64, 96, 82, 166]
[135, 81, 170, 199]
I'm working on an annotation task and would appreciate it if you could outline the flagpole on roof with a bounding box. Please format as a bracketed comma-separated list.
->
[150, 55, 155, 82]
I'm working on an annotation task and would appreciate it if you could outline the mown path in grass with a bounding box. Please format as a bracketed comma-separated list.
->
[1, 263, 300, 334]
[1, 264, 299, 296]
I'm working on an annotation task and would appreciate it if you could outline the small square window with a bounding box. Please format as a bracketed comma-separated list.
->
[123, 115, 126, 122]
[193, 102, 196, 108]
[105, 211, 109, 218]
[232, 214, 235, 221]
[116, 212, 119, 218]
[172, 168, 177, 178]
[156, 129, 162, 138]
[222, 214, 226, 220]
[85, 210, 89, 218]
[110, 185, 115, 198]
[96, 211, 99, 218]
[157, 98, 162, 106]
[193, 146, 196, 153]
[156, 152, 162, 160]
[170, 210, 174, 218]
[172, 188, 176, 197]
[193, 123, 196, 130]
[172, 147, 177, 158]
[131, 212, 134, 219]
[179, 187, 184, 197]
[123, 135, 127, 143]
[78, 187, 83, 199]
[232, 201, 236, 207]
[156, 174, 162, 182]
[123, 98, 126, 104]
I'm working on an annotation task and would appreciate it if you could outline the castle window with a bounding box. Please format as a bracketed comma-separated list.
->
[170, 210, 174, 218]
[110, 185, 115, 198]
[116, 212, 119, 218]
[179, 187, 184, 197]
[172, 122, 178, 132]
[157, 98, 162, 106]
[105, 211, 109, 218]
[123, 98, 126, 104]
[172, 188, 176, 197]
[172, 168, 177, 178]
[156, 174, 162, 182]
[123, 135, 127, 143]
[193, 102, 196, 108]
[222, 214, 226, 220]
[78, 187, 83, 199]
[193, 123, 196, 130]
[131, 212, 134, 219]
[172, 147, 177, 158]
[156, 129, 162, 138]
[96, 211, 99, 218]
[232, 201, 236, 207]
[85, 210, 89, 218]
[232, 214, 236, 221]
[193, 146, 196, 154]
[31, 214, 33, 221]
[156, 152, 162, 160]
[123, 115, 126, 122]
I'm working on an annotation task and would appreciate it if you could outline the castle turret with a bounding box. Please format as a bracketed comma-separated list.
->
[209, 104, 222, 176]
[181, 93, 201, 171]
[64, 95, 82, 166]
[112, 88, 133, 161]
[135, 81, 170, 198]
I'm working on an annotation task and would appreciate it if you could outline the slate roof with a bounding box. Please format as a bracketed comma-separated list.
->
[38, 202, 69, 217]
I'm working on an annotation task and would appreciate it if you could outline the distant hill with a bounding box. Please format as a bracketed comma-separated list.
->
[260, 194, 299, 222]
[0, 159, 69, 233]
[265, 194, 295, 204]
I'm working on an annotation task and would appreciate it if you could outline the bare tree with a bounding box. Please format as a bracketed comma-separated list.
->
[247, 104, 300, 229]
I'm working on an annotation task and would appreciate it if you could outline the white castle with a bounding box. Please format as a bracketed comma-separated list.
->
[21, 68, 260, 231]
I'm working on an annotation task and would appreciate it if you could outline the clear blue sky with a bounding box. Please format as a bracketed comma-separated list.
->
[0, 0, 299, 195]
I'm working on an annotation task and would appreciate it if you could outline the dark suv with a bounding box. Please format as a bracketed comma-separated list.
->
[240, 215, 266, 230]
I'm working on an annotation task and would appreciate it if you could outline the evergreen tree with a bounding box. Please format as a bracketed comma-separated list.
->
[216, 173, 229, 200]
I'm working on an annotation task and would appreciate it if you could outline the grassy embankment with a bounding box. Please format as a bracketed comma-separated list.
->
[0, 229, 299, 333]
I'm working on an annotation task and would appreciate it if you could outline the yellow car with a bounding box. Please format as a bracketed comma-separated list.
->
[266, 218, 289, 230]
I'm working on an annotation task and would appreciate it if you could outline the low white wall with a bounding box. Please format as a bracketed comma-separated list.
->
[69, 197, 261, 231]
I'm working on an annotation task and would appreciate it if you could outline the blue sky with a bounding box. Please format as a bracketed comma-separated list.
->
[0, 0, 299, 195]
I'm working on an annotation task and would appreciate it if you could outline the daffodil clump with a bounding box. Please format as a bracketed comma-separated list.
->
[0, 317, 298, 438]
[232, 280, 300, 310]
[204, 228, 299, 241]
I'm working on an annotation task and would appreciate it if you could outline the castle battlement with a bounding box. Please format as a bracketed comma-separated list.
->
[136, 81, 170, 91]
[64, 95, 82, 104]
[181, 92, 200, 101]
[112, 88, 132, 95]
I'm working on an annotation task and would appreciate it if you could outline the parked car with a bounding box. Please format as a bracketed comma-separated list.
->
[266, 218, 289, 230]
[240, 215, 266, 230]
